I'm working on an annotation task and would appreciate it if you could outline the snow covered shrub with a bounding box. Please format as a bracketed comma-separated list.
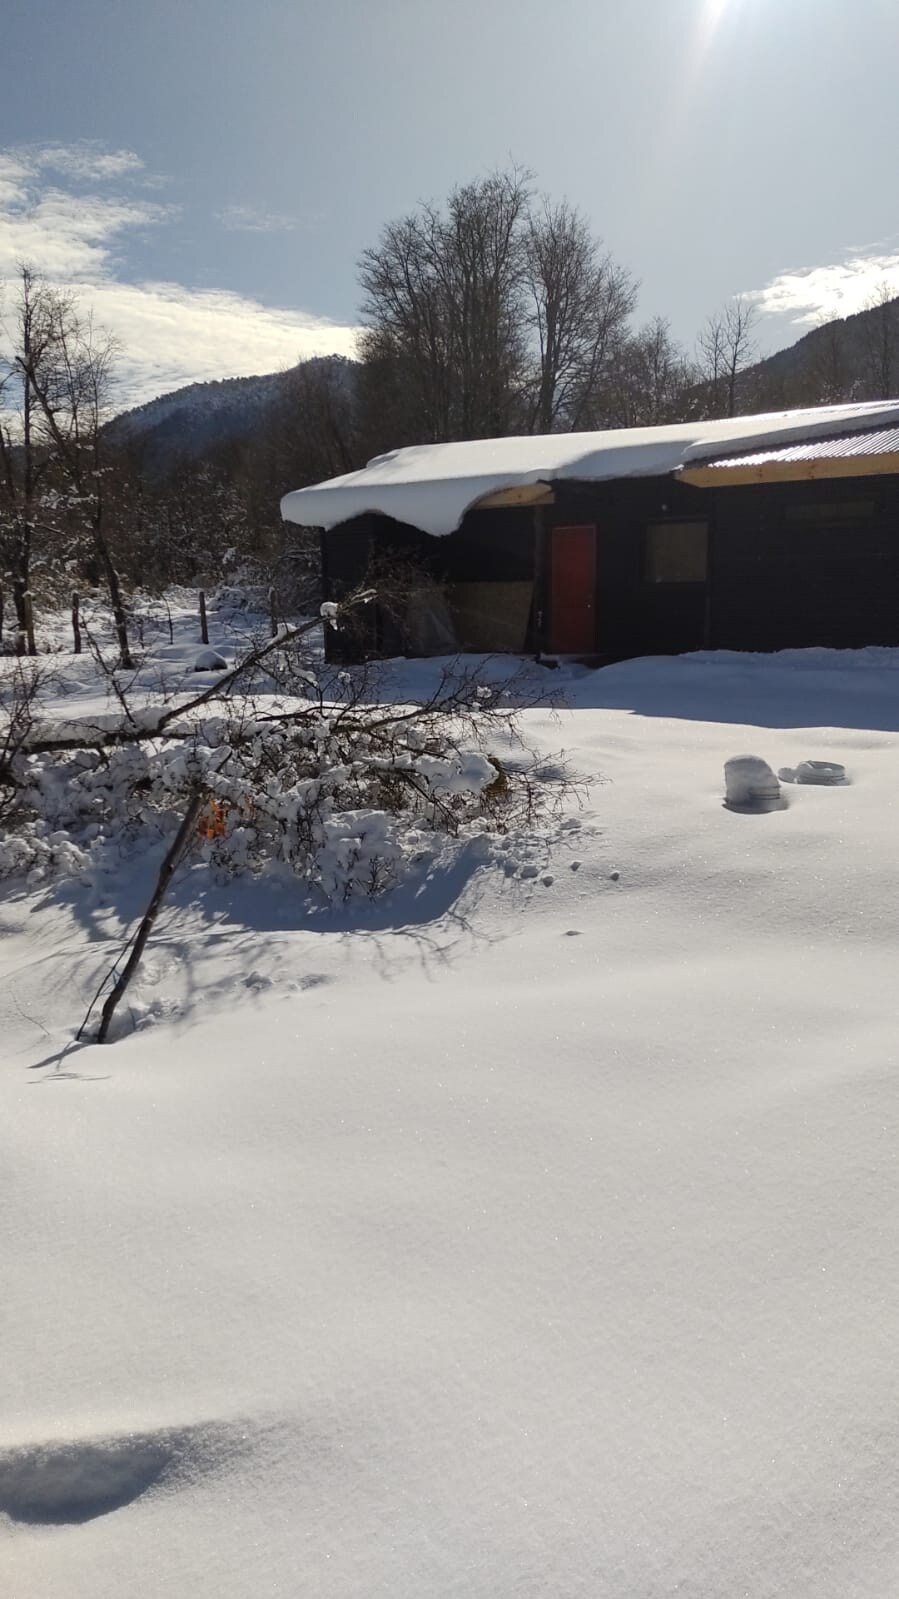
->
[0, 600, 572, 901]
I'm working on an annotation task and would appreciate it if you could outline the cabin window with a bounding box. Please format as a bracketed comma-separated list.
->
[644, 520, 709, 584]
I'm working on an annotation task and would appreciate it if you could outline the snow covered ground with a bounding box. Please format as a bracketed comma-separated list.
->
[4, 608, 899, 1597]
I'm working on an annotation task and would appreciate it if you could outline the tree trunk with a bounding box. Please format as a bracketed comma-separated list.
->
[93, 526, 133, 669]
[12, 523, 36, 656]
[23, 592, 35, 657]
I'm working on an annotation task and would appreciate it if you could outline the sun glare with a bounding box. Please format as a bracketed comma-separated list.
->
[703, 0, 737, 35]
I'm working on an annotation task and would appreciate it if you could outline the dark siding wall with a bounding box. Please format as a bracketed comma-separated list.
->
[448, 508, 536, 580]
[551, 474, 899, 658]
[322, 487, 711, 661]
[321, 513, 442, 660]
[550, 479, 710, 659]
[322, 507, 536, 594]
[709, 478, 899, 651]
[321, 472, 899, 662]
[320, 516, 376, 660]
[322, 508, 536, 658]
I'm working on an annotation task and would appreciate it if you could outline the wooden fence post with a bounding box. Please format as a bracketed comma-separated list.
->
[71, 591, 82, 654]
[199, 588, 209, 646]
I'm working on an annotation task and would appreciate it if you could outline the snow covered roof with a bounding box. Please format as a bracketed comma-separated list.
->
[279, 401, 899, 538]
[682, 421, 899, 471]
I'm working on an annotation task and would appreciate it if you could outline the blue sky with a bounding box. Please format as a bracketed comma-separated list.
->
[3, 0, 899, 406]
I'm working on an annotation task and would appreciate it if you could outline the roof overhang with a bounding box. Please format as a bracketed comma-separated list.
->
[280, 402, 899, 535]
[472, 482, 555, 509]
[680, 452, 899, 488]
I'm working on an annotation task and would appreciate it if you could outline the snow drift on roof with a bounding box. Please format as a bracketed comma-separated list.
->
[279, 401, 899, 537]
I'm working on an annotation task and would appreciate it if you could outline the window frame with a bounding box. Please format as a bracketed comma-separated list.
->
[643, 518, 710, 587]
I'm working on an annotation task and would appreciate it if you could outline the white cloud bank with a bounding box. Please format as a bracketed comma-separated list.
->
[0, 142, 359, 408]
[748, 247, 899, 327]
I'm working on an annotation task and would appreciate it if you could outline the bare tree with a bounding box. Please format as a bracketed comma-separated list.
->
[0, 266, 59, 653]
[268, 357, 358, 484]
[697, 296, 759, 417]
[358, 168, 533, 442]
[524, 199, 636, 432]
[861, 281, 899, 399]
[809, 313, 852, 405]
[19, 287, 134, 667]
[605, 316, 697, 427]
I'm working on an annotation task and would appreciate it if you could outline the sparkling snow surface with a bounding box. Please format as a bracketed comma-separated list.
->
[5, 625, 899, 1597]
[280, 400, 899, 534]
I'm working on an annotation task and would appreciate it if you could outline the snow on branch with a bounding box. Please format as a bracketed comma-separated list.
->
[0, 590, 576, 905]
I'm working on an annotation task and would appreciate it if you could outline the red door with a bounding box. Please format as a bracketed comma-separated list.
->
[549, 525, 596, 653]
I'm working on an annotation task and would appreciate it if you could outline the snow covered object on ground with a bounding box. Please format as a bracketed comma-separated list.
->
[0, 595, 565, 906]
[723, 752, 784, 811]
[5, 627, 899, 1597]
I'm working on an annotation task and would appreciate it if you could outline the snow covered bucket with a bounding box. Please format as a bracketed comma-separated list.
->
[723, 755, 784, 813]
[795, 759, 846, 786]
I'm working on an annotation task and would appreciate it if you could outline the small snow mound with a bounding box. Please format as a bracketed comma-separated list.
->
[723, 754, 784, 814]
[194, 648, 228, 672]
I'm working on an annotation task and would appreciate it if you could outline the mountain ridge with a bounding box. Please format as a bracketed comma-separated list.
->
[108, 297, 899, 475]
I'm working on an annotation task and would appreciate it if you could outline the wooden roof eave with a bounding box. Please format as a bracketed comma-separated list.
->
[471, 482, 556, 510]
[678, 451, 899, 488]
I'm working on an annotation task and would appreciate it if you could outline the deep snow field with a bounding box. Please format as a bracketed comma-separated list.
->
[4, 600, 899, 1597]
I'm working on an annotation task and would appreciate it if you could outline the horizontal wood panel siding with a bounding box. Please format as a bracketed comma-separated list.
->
[709, 478, 899, 651]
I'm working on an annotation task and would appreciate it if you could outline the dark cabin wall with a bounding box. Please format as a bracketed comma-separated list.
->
[447, 508, 536, 580]
[320, 512, 443, 659]
[321, 488, 707, 662]
[320, 472, 899, 662]
[550, 478, 711, 659]
[321, 508, 537, 659]
[707, 476, 899, 651]
[550, 473, 899, 658]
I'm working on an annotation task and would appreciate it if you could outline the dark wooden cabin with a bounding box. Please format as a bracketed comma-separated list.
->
[280, 408, 899, 663]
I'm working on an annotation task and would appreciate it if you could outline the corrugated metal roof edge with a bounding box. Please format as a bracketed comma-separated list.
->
[679, 420, 899, 471]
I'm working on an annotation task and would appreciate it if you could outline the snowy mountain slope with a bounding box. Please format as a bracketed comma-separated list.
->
[110, 355, 355, 470]
[751, 291, 899, 404]
[4, 627, 899, 1597]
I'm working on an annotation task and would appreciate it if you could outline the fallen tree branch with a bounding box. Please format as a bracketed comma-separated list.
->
[96, 787, 205, 1044]
[8, 594, 372, 761]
